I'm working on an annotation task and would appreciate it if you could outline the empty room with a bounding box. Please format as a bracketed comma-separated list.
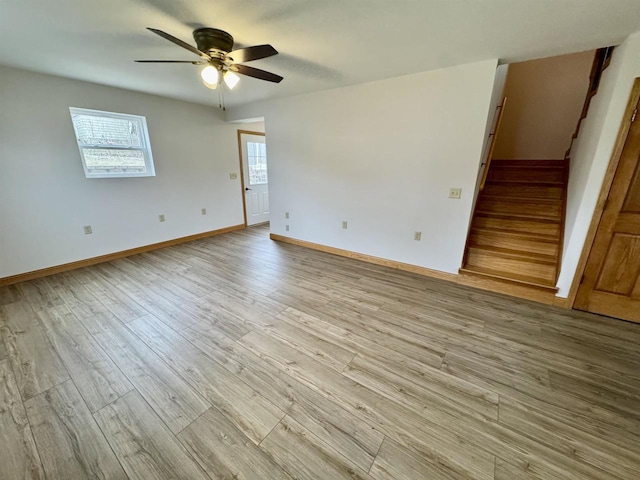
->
[2, 1, 640, 479]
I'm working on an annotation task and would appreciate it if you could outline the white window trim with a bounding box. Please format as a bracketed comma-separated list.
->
[69, 107, 156, 179]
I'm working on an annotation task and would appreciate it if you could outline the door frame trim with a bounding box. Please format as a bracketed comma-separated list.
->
[565, 77, 640, 307]
[236, 129, 266, 228]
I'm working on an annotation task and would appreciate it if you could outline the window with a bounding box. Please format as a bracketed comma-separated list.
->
[69, 107, 155, 178]
[247, 141, 268, 185]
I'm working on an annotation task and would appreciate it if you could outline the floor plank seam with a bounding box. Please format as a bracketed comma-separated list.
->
[174, 405, 216, 438]
[19, 376, 71, 404]
[367, 434, 386, 474]
[257, 412, 287, 448]
[90, 403, 133, 479]
[23, 417, 46, 478]
[342, 352, 358, 373]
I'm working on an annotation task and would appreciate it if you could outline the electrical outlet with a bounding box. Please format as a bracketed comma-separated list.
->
[285, 224, 290, 232]
[159, 214, 166, 222]
[449, 188, 462, 199]
[342, 221, 348, 230]
[229, 173, 238, 180]
[201, 208, 207, 215]
[414, 231, 422, 241]
[83, 225, 93, 235]
[285, 212, 289, 219]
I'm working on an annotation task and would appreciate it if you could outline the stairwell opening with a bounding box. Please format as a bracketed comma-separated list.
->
[461, 48, 614, 300]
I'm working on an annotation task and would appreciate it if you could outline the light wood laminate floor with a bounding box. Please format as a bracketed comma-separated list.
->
[1, 225, 640, 479]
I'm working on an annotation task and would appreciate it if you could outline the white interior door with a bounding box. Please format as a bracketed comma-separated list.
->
[240, 133, 270, 225]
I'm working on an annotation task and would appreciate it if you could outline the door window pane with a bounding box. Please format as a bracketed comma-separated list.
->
[247, 142, 268, 185]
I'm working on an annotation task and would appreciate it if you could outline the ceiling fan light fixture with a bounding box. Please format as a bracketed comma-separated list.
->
[223, 71, 240, 89]
[138, 27, 283, 104]
[201, 65, 219, 87]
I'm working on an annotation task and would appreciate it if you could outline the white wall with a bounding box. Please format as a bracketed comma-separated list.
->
[0, 66, 255, 278]
[474, 64, 509, 200]
[557, 32, 640, 296]
[228, 60, 498, 274]
[493, 50, 594, 160]
[482, 64, 510, 160]
[239, 121, 266, 133]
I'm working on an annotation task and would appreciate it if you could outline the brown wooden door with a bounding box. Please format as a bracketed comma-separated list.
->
[574, 87, 640, 323]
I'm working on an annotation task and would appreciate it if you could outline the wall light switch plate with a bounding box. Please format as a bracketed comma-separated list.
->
[201, 208, 207, 215]
[83, 225, 93, 235]
[229, 173, 238, 180]
[449, 188, 462, 199]
[414, 231, 422, 241]
[285, 212, 289, 219]
[285, 225, 290, 232]
[342, 221, 348, 229]
[159, 214, 166, 222]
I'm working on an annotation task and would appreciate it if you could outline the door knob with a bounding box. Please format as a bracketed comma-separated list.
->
[245, 187, 252, 191]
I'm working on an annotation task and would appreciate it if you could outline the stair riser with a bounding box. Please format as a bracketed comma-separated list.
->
[470, 232, 559, 257]
[482, 184, 563, 200]
[466, 250, 557, 282]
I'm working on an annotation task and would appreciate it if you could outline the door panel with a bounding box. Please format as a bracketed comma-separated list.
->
[239, 132, 269, 226]
[575, 83, 640, 323]
[622, 161, 640, 212]
[594, 234, 640, 295]
[250, 193, 259, 215]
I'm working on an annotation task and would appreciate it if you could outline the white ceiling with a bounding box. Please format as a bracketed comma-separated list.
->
[2, 1, 640, 108]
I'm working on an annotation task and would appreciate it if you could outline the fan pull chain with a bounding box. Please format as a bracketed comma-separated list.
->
[216, 85, 226, 111]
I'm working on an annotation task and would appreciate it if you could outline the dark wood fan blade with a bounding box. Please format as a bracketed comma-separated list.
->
[227, 44, 278, 63]
[232, 64, 283, 83]
[147, 28, 211, 60]
[135, 60, 204, 64]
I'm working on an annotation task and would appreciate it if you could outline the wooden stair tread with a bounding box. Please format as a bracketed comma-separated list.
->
[479, 194, 562, 205]
[473, 217, 561, 237]
[465, 247, 557, 280]
[459, 266, 558, 292]
[485, 179, 564, 188]
[482, 185, 563, 200]
[469, 226, 559, 243]
[484, 179, 565, 186]
[490, 164, 566, 170]
[474, 210, 561, 222]
[467, 244, 557, 265]
[474, 211, 561, 223]
[491, 159, 567, 167]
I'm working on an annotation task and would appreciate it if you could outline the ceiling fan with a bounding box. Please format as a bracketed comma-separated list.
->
[136, 27, 283, 106]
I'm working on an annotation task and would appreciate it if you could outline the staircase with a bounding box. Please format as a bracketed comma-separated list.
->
[460, 159, 568, 292]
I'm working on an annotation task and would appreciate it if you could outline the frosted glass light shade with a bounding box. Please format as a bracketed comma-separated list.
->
[201, 66, 219, 88]
[224, 71, 240, 89]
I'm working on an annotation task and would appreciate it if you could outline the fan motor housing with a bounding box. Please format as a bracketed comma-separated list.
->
[193, 28, 234, 54]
